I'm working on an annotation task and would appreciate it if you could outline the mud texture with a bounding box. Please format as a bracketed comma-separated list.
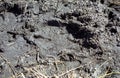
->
[0, 0, 120, 78]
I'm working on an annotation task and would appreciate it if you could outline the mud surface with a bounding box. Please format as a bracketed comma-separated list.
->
[0, 0, 120, 78]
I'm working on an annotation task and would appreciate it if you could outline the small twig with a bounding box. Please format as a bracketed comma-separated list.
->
[36, 47, 40, 64]
[54, 0, 59, 17]
[109, 0, 120, 5]
[46, 55, 60, 72]
[58, 65, 83, 77]
[99, 72, 120, 78]
[16, 73, 25, 78]
[29, 67, 47, 78]
[94, 57, 112, 73]
[0, 55, 17, 78]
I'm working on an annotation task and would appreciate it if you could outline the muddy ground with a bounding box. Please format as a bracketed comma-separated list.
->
[0, 0, 120, 78]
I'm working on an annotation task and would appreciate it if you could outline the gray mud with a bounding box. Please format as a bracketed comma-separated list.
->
[0, 0, 120, 78]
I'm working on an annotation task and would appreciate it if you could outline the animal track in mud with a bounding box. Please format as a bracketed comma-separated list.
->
[66, 22, 94, 39]
[46, 11, 98, 49]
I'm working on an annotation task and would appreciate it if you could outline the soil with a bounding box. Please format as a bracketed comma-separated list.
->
[0, 0, 120, 78]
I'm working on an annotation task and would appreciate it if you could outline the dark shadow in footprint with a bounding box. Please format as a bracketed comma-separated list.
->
[82, 40, 98, 49]
[47, 20, 61, 27]
[66, 22, 94, 39]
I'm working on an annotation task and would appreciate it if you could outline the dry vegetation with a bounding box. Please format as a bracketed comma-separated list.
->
[0, 54, 120, 78]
